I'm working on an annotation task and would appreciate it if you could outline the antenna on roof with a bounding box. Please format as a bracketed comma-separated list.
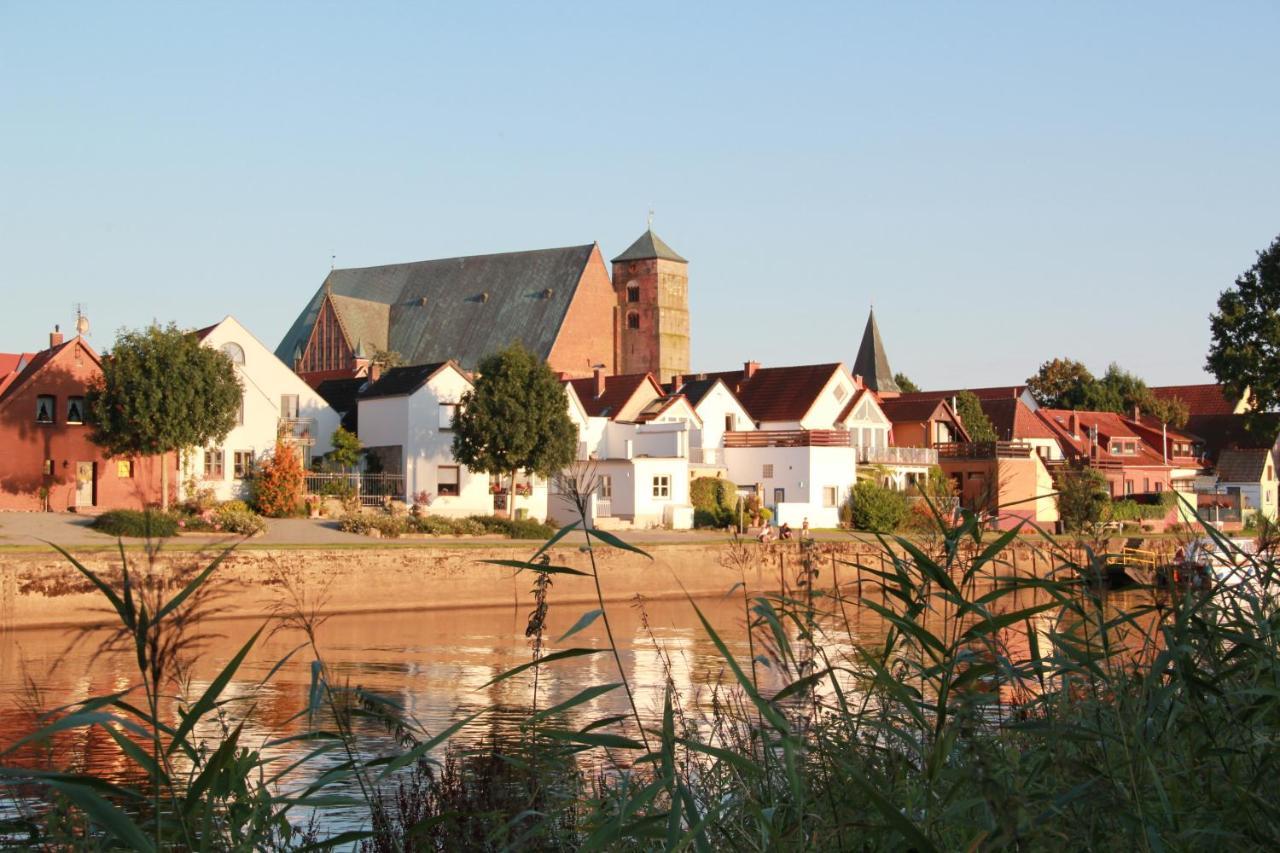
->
[74, 303, 90, 338]
[331, 254, 336, 271]
[647, 208, 654, 230]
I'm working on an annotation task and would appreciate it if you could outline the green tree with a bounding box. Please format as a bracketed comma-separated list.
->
[1207, 233, 1280, 428]
[954, 390, 998, 443]
[847, 480, 911, 532]
[1055, 466, 1109, 533]
[893, 372, 921, 393]
[1027, 358, 1095, 408]
[329, 426, 363, 469]
[86, 324, 241, 509]
[452, 343, 578, 517]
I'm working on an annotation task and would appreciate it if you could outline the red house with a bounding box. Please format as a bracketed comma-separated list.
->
[0, 328, 168, 512]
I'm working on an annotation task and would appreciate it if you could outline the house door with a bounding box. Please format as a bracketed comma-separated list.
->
[75, 462, 96, 508]
[773, 487, 785, 507]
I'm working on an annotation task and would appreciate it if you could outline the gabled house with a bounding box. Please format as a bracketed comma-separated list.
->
[357, 361, 552, 520]
[1215, 448, 1278, 522]
[184, 317, 342, 502]
[838, 388, 937, 490]
[665, 375, 756, 466]
[0, 327, 169, 511]
[879, 396, 970, 448]
[561, 370, 695, 529]
[977, 397, 1064, 461]
[1036, 409, 1176, 498]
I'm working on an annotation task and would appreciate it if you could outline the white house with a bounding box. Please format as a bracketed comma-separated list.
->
[1215, 448, 1278, 522]
[838, 388, 937, 491]
[666, 376, 756, 467]
[356, 361, 552, 521]
[558, 371, 695, 529]
[702, 362, 861, 527]
[184, 316, 341, 501]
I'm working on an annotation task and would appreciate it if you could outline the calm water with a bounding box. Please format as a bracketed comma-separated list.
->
[0, 575, 1155, 834]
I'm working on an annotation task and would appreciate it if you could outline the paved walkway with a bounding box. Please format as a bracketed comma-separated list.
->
[0, 512, 765, 551]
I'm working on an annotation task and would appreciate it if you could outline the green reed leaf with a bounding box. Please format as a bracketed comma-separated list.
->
[167, 623, 264, 756]
[586, 527, 652, 559]
[479, 558, 589, 576]
[478, 646, 610, 689]
[531, 520, 582, 562]
[541, 728, 645, 750]
[557, 608, 604, 642]
[527, 682, 622, 726]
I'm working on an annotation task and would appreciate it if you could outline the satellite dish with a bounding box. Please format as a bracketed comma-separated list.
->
[75, 313, 90, 336]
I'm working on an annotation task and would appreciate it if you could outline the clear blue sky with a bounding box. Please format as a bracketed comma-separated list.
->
[3, 2, 1277, 387]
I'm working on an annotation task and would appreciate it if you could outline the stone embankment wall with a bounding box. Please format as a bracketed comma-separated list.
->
[0, 539, 1171, 632]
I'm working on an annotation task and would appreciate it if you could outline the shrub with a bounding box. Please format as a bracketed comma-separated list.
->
[318, 478, 356, 500]
[254, 435, 306, 518]
[694, 508, 725, 529]
[92, 509, 179, 538]
[214, 504, 266, 535]
[465, 515, 557, 539]
[1056, 466, 1110, 532]
[691, 477, 738, 528]
[847, 481, 910, 532]
[219, 499, 251, 514]
[411, 515, 463, 535]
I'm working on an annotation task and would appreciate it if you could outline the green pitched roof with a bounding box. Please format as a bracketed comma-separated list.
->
[853, 309, 900, 394]
[611, 228, 687, 263]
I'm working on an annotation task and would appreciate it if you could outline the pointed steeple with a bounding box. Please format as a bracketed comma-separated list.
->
[853, 309, 900, 394]
[611, 228, 687, 264]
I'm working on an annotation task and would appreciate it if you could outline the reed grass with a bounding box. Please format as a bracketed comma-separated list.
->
[3, 496, 1280, 850]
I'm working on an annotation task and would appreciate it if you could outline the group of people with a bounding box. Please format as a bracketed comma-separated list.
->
[757, 516, 811, 544]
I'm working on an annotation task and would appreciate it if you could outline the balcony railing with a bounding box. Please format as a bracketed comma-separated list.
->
[724, 430, 852, 449]
[857, 445, 938, 466]
[935, 441, 1034, 460]
[279, 417, 316, 445]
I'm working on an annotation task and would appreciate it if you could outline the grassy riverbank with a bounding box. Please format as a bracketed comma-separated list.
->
[3, 498, 1279, 850]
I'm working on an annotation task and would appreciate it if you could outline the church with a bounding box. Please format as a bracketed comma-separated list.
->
[275, 227, 691, 385]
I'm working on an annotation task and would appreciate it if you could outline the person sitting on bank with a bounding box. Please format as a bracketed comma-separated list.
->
[757, 524, 774, 544]
[779, 522, 793, 540]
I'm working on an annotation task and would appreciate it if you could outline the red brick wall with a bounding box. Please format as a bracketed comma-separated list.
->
[0, 339, 169, 512]
[548, 244, 616, 378]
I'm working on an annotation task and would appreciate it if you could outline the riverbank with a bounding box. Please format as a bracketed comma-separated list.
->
[0, 534, 1172, 632]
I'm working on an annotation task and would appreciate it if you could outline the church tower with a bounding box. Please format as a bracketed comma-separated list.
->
[612, 227, 690, 383]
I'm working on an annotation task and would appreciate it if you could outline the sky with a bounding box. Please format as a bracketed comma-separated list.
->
[2, 2, 1277, 388]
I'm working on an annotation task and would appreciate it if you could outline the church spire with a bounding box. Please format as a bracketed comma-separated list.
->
[853, 308, 900, 394]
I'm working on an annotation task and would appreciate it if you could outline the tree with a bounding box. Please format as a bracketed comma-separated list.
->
[452, 343, 578, 517]
[847, 480, 910, 532]
[1027, 358, 1095, 408]
[87, 324, 241, 509]
[1055, 466, 1109, 533]
[1207, 233, 1280, 427]
[893, 373, 921, 393]
[329, 426, 363, 469]
[254, 431, 306, 517]
[955, 391, 998, 443]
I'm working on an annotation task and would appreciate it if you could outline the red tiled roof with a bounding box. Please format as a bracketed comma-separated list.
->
[699, 363, 842, 423]
[0, 352, 36, 398]
[635, 395, 701, 425]
[1150, 384, 1239, 416]
[879, 396, 953, 423]
[1037, 408, 1170, 466]
[1184, 413, 1279, 460]
[567, 373, 661, 419]
[979, 398, 1057, 441]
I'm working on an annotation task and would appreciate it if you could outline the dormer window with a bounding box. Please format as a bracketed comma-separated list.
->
[626, 284, 640, 303]
[35, 395, 54, 424]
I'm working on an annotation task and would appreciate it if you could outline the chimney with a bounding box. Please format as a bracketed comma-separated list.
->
[49, 325, 63, 348]
[743, 360, 760, 380]
[1132, 405, 1141, 421]
[670, 373, 683, 391]
[1069, 412, 1079, 437]
[593, 366, 607, 399]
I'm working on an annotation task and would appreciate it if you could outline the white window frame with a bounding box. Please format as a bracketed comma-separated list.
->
[599, 475, 613, 499]
[437, 465, 460, 496]
[652, 475, 671, 499]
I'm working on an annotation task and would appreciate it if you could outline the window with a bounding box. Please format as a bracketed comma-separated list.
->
[834, 384, 848, 403]
[439, 403, 458, 430]
[35, 395, 54, 424]
[280, 395, 299, 420]
[233, 450, 254, 479]
[221, 342, 245, 365]
[66, 396, 85, 424]
[598, 475, 613, 499]
[438, 465, 460, 496]
[204, 448, 225, 479]
[1143, 478, 1150, 493]
[652, 475, 671, 499]
[724, 414, 735, 432]
[1155, 481, 1164, 493]
[1124, 480, 1134, 496]
[116, 460, 133, 478]
[626, 284, 640, 303]
[762, 464, 774, 478]
[626, 311, 640, 330]
[823, 486, 837, 508]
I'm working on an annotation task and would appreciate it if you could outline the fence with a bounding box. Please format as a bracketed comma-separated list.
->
[724, 430, 852, 448]
[857, 445, 938, 465]
[304, 472, 406, 507]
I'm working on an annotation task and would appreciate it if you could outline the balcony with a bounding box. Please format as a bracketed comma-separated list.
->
[935, 441, 1034, 460]
[856, 445, 938, 466]
[279, 417, 316, 445]
[724, 429, 853, 449]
